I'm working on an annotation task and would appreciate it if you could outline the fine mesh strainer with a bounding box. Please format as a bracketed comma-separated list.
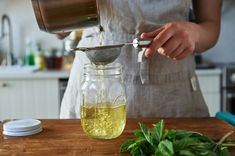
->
[70, 38, 152, 65]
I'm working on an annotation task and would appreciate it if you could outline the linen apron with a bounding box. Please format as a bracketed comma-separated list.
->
[60, 0, 209, 118]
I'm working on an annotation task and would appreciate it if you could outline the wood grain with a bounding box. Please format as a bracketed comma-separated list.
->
[1, 118, 235, 156]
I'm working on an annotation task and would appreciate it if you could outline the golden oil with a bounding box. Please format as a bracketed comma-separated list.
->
[80, 102, 126, 139]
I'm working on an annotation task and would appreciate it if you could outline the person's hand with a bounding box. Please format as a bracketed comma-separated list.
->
[140, 22, 198, 60]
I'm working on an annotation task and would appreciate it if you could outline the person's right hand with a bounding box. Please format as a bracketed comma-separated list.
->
[56, 32, 71, 40]
[140, 22, 197, 60]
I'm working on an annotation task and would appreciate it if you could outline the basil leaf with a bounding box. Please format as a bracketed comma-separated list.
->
[120, 120, 235, 156]
[130, 146, 145, 156]
[134, 129, 144, 138]
[174, 130, 196, 139]
[139, 123, 152, 145]
[173, 137, 200, 151]
[216, 148, 230, 156]
[127, 137, 147, 150]
[153, 120, 164, 142]
[120, 139, 136, 152]
[158, 140, 174, 156]
[179, 150, 196, 156]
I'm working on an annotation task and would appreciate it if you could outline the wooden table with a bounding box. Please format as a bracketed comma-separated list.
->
[1, 118, 235, 156]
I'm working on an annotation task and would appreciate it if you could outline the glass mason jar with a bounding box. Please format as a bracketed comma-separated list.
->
[80, 63, 126, 139]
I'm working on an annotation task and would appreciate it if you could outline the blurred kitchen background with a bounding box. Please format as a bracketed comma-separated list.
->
[0, 0, 235, 120]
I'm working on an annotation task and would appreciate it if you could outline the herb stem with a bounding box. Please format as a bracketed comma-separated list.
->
[213, 131, 234, 152]
[221, 143, 235, 147]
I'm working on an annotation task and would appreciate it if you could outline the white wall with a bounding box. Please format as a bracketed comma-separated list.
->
[203, 0, 235, 63]
[0, 0, 62, 60]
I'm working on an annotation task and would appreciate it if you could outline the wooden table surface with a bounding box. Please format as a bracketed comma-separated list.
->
[1, 118, 235, 156]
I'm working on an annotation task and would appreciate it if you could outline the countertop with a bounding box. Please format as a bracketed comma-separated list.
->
[0, 70, 70, 79]
[0, 68, 221, 80]
[1, 118, 235, 155]
[196, 68, 222, 76]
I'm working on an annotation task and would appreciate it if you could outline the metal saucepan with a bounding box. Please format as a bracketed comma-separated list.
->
[31, 0, 99, 33]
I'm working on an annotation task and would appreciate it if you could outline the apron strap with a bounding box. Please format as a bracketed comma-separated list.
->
[138, 48, 149, 84]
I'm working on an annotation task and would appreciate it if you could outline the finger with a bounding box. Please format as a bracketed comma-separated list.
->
[160, 36, 181, 56]
[169, 34, 195, 59]
[140, 27, 164, 39]
[174, 46, 194, 60]
[169, 43, 185, 58]
[145, 27, 175, 57]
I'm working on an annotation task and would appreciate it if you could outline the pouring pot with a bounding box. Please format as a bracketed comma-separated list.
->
[31, 0, 99, 33]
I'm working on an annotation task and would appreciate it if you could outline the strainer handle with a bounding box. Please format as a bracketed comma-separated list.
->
[132, 38, 152, 48]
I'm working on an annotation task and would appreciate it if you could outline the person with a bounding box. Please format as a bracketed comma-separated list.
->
[60, 0, 222, 118]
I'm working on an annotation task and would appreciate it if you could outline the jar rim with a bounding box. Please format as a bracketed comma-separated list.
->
[84, 63, 122, 76]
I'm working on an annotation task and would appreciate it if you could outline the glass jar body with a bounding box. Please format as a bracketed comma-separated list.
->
[80, 63, 126, 139]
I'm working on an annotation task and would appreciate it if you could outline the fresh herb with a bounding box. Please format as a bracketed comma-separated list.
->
[120, 120, 235, 156]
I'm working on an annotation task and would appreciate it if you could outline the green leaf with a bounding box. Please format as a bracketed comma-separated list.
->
[127, 137, 147, 150]
[157, 140, 174, 156]
[153, 120, 164, 142]
[120, 120, 235, 156]
[179, 150, 196, 156]
[154, 149, 165, 156]
[173, 137, 200, 151]
[139, 123, 152, 145]
[193, 149, 215, 156]
[174, 130, 196, 139]
[133, 129, 144, 138]
[191, 132, 214, 143]
[162, 129, 169, 140]
[216, 148, 230, 156]
[119, 139, 136, 152]
[130, 146, 145, 156]
[166, 130, 177, 140]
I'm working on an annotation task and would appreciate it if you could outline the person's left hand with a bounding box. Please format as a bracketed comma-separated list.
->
[141, 22, 199, 60]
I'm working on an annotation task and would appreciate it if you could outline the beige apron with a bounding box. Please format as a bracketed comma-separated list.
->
[60, 0, 209, 118]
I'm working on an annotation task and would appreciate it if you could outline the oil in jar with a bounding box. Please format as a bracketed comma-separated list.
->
[80, 102, 126, 139]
